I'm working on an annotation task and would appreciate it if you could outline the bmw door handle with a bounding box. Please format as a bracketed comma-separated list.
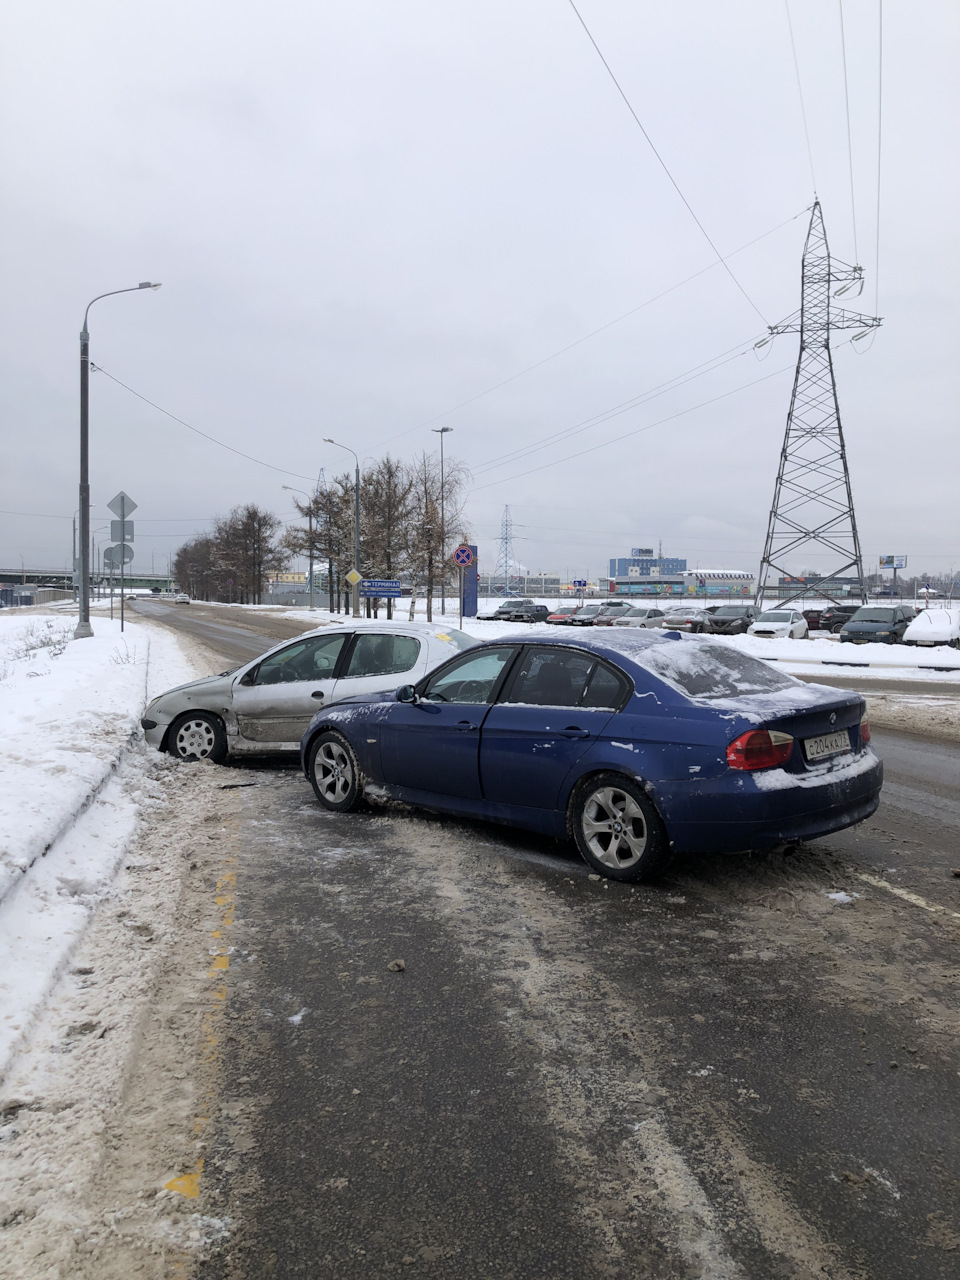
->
[311, 691, 325, 700]
[456, 720, 478, 732]
[560, 727, 591, 739]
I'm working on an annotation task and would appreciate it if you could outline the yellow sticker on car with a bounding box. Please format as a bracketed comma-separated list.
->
[435, 633, 451, 641]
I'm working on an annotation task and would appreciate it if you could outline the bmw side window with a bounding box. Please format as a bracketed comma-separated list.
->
[580, 662, 628, 710]
[343, 633, 421, 678]
[253, 634, 348, 685]
[422, 647, 515, 704]
[503, 648, 594, 708]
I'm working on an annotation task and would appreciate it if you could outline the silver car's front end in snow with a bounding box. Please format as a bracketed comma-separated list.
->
[140, 672, 237, 751]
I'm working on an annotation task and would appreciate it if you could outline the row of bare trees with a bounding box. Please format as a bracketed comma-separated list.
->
[172, 452, 468, 618]
[172, 504, 287, 604]
[282, 452, 468, 620]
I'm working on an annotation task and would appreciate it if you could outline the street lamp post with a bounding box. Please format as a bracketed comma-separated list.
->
[432, 427, 453, 615]
[323, 438, 360, 618]
[75, 282, 161, 639]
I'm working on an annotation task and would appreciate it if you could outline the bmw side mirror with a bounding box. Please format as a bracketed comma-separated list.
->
[397, 684, 418, 704]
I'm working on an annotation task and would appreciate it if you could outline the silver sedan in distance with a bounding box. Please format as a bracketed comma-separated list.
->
[610, 606, 666, 629]
[141, 621, 477, 763]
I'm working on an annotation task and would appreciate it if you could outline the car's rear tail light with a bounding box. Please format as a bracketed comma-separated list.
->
[726, 729, 794, 771]
[860, 716, 871, 743]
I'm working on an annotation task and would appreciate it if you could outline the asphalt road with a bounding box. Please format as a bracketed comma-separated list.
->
[136, 602, 960, 1279]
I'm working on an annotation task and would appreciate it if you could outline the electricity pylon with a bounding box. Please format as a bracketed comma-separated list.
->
[756, 201, 881, 609]
[495, 505, 516, 593]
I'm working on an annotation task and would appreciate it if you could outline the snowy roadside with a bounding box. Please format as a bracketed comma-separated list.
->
[0, 616, 199, 1081]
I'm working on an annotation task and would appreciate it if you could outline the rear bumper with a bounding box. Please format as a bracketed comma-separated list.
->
[651, 751, 883, 854]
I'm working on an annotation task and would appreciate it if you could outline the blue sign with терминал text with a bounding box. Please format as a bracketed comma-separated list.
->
[360, 578, 402, 598]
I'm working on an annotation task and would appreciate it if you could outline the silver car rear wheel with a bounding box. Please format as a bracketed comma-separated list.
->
[570, 773, 670, 882]
[308, 731, 362, 812]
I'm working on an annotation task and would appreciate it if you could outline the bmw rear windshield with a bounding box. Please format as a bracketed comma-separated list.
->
[634, 642, 797, 700]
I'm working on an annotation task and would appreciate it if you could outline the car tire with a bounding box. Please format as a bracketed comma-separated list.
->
[831, 622, 845, 634]
[308, 730, 362, 812]
[168, 712, 228, 764]
[569, 773, 670, 882]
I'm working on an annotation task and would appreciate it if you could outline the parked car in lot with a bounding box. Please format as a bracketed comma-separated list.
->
[818, 605, 859, 633]
[502, 604, 551, 624]
[300, 630, 881, 882]
[659, 607, 711, 633]
[568, 603, 607, 626]
[546, 605, 579, 625]
[141, 622, 477, 762]
[901, 608, 960, 649]
[592, 601, 638, 626]
[611, 606, 666, 629]
[839, 606, 911, 644]
[704, 605, 758, 636]
[747, 610, 809, 639]
[480, 598, 534, 621]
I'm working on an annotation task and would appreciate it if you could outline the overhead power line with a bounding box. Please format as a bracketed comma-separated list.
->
[784, 0, 818, 194]
[471, 363, 794, 493]
[91, 364, 320, 484]
[470, 334, 765, 476]
[875, 0, 884, 313]
[838, 0, 859, 262]
[370, 209, 804, 452]
[566, 0, 769, 326]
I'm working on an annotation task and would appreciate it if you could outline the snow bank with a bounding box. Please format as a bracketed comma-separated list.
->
[0, 617, 190, 906]
[0, 617, 197, 1079]
[721, 633, 960, 679]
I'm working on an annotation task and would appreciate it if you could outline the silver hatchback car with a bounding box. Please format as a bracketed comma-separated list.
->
[141, 621, 476, 762]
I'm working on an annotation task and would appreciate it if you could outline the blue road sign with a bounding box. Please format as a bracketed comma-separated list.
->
[360, 578, 402, 598]
[573, 579, 587, 588]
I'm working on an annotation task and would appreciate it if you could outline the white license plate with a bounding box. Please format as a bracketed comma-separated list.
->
[804, 729, 851, 762]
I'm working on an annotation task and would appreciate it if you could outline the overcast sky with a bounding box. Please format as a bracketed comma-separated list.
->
[2, 0, 957, 585]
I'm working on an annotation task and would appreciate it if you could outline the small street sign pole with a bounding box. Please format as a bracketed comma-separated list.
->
[459, 566, 464, 630]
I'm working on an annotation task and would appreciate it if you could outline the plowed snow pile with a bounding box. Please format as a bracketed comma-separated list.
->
[0, 615, 197, 1079]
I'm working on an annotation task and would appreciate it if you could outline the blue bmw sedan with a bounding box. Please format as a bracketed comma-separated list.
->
[300, 630, 882, 881]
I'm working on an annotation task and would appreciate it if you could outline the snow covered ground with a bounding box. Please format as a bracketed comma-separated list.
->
[0, 614, 197, 1081]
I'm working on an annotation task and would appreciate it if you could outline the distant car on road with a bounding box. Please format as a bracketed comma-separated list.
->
[610, 606, 665, 629]
[747, 610, 809, 639]
[704, 605, 758, 636]
[839, 606, 911, 644]
[299, 630, 881, 882]
[546, 605, 579, 625]
[174, 593, 191, 604]
[140, 621, 477, 763]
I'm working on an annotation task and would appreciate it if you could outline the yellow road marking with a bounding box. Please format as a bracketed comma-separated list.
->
[165, 1158, 204, 1198]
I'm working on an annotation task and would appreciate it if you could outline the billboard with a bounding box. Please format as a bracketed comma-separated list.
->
[631, 547, 654, 557]
[879, 555, 907, 570]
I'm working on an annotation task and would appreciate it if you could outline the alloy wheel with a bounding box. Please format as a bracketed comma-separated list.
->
[580, 785, 648, 870]
[315, 739, 354, 803]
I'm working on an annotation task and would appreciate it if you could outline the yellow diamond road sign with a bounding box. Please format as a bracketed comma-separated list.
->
[346, 568, 362, 586]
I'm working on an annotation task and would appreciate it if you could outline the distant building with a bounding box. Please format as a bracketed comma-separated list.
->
[606, 569, 754, 598]
[609, 554, 687, 577]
